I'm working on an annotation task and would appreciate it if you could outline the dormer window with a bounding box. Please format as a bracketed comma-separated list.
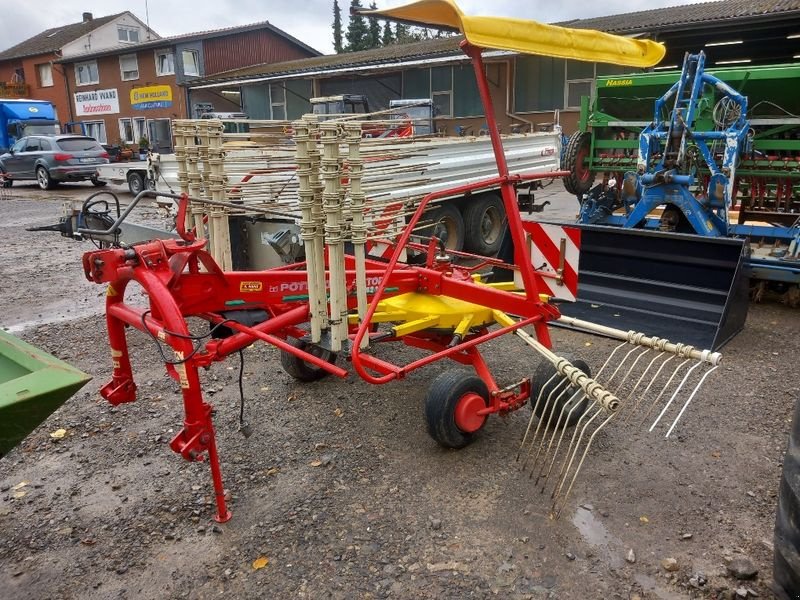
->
[118, 26, 140, 43]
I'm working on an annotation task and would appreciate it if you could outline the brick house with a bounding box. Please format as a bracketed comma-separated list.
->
[55, 23, 320, 152]
[0, 12, 157, 124]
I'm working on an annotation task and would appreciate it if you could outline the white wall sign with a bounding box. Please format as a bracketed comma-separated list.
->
[74, 88, 120, 116]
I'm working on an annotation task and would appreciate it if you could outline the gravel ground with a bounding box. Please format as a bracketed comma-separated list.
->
[0, 182, 796, 599]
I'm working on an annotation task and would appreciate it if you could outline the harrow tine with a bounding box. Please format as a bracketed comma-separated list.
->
[552, 411, 617, 518]
[649, 360, 704, 432]
[521, 378, 571, 471]
[510, 315, 724, 519]
[517, 371, 560, 462]
[664, 365, 719, 438]
[621, 351, 669, 423]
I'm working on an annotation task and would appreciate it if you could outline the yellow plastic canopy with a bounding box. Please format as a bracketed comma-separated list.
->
[358, 0, 665, 67]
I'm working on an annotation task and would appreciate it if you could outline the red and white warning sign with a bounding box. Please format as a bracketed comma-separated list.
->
[515, 222, 581, 302]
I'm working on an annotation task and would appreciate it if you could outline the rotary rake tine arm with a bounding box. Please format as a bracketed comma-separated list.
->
[494, 309, 723, 517]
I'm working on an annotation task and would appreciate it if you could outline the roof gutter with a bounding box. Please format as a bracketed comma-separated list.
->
[188, 49, 513, 90]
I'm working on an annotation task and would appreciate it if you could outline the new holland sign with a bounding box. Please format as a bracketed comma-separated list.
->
[131, 85, 173, 110]
[74, 89, 120, 116]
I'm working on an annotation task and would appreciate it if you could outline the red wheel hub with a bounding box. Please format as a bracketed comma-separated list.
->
[454, 392, 487, 433]
[576, 145, 590, 182]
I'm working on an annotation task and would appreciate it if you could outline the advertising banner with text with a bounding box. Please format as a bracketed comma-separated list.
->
[74, 89, 120, 116]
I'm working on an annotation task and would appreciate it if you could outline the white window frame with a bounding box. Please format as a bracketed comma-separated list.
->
[117, 26, 140, 43]
[430, 67, 453, 118]
[564, 62, 597, 110]
[182, 49, 200, 77]
[155, 50, 175, 76]
[119, 54, 139, 81]
[118, 118, 134, 144]
[75, 60, 99, 86]
[37, 63, 53, 87]
[133, 117, 147, 142]
[83, 120, 107, 144]
[269, 84, 286, 120]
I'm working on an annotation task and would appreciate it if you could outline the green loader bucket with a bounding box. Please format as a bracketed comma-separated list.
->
[553, 224, 750, 351]
[0, 330, 91, 458]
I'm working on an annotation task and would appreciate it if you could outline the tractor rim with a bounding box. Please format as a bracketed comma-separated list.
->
[480, 206, 503, 245]
[454, 392, 487, 433]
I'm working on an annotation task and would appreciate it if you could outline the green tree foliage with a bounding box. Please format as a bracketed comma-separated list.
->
[381, 21, 394, 46]
[368, 2, 381, 49]
[332, 0, 343, 53]
[345, 0, 370, 52]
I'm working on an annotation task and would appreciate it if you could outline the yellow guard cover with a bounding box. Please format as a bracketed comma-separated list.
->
[359, 0, 665, 67]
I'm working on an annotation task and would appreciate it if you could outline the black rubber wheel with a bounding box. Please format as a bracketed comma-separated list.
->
[36, 165, 56, 190]
[563, 132, 595, 196]
[774, 397, 800, 599]
[90, 176, 107, 187]
[280, 338, 336, 382]
[530, 353, 591, 428]
[425, 369, 489, 449]
[425, 203, 465, 252]
[462, 193, 506, 256]
[127, 171, 145, 195]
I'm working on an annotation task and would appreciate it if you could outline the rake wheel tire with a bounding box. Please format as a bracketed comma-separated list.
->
[425, 369, 489, 449]
[280, 338, 336, 382]
[531, 353, 591, 428]
[774, 397, 800, 599]
[563, 132, 595, 197]
[462, 193, 506, 256]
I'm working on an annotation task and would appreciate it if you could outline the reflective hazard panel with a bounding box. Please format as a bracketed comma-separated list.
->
[515, 222, 581, 302]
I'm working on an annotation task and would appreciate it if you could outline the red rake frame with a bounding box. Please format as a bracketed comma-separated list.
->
[80, 41, 569, 522]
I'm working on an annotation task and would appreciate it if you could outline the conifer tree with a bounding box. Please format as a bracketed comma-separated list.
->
[332, 0, 343, 53]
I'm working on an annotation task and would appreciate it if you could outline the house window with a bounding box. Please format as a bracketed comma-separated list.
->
[269, 84, 286, 120]
[119, 117, 146, 144]
[431, 66, 452, 118]
[182, 50, 200, 76]
[37, 63, 53, 87]
[565, 60, 595, 109]
[119, 54, 139, 81]
[119, 118, 134, 144]
[83, 121, 107, 144]
[155, 50, 175, 76]
[118, 26, 140, 43]
[75, 61, 99, 86]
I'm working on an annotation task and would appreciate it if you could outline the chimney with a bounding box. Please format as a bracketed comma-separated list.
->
[82, 12, 93, 23]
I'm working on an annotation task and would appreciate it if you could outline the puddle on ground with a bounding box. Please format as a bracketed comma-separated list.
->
[571, 506, 623, 568]
[572, 506, 685, 600]
[635, 573, 686, 600]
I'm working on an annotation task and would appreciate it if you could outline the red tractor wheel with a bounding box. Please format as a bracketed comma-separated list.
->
[425, 369, 489, 449]
[563, 132, 596, 196]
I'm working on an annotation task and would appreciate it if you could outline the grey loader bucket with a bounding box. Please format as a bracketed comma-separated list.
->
[552, 224, 750, 351]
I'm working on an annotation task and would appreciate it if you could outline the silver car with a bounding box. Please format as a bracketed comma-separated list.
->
[0, 135, 109, 190]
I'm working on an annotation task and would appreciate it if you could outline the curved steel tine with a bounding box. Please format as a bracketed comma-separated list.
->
[604, 345, 641, 386]
[536, 388, 588, 489]
[526, 378, 572, 473]
[610, 347, 651, 408]
[649, 360, 704, 432]
[518, 371, 560, 461]
[534, 386, 585, 484]
[553, 411, 617, 518]
[521, 377, 569, 470]
[552, 404, 606, 500]
[665, 365, 718, 438]
[639, 357, 688, 426]
[621, 351, 668, 423]
[594, 341, 629, 380]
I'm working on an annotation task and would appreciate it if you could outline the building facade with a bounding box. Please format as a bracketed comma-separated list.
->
[0, 12, 156, 124]
[56, 23, 320, 152]
[187, 0, 800, 136]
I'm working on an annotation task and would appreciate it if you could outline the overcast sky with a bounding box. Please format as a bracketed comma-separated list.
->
[2, 0, 697, 55]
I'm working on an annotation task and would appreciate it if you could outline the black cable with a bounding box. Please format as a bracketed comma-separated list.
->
[238, 349, 246, 425]
[139, 310, 233, 365]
